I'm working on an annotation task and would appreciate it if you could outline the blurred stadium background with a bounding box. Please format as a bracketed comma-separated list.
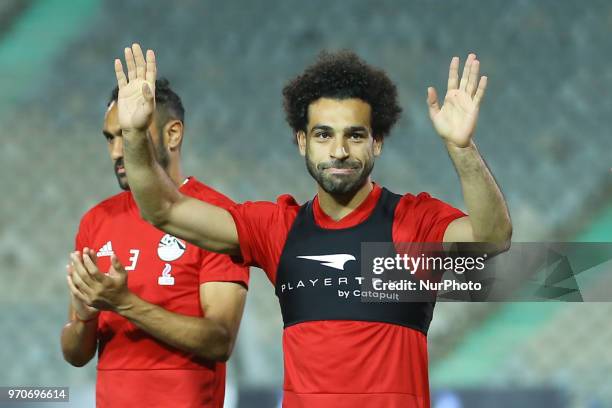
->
[0, 0, 611, 407]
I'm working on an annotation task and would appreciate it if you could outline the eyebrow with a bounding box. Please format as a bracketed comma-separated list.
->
[310, 125, 369, 133]
[310, 125, 333, 133]
[346, 126, 368, 133]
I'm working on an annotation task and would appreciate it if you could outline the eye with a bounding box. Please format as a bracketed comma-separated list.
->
[316, 131, 331, 140]
[349, 133, 365, 140]
[104, 134, 114, 143]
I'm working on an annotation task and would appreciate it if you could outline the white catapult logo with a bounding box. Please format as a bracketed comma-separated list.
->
[297, 254, 356, 271]
[96, 241, 114, 257]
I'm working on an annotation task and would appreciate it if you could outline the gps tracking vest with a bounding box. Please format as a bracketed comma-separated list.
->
[275, 188, 435, 334]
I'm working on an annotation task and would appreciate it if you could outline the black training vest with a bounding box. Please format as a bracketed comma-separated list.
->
[275, 187, 435, 335]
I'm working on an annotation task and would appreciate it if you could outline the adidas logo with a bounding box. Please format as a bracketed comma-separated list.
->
[96, 241, 114, 257]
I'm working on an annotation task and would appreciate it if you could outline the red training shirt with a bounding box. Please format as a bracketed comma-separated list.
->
[74, 177, 249, 408]
[228, 183, 465, 408]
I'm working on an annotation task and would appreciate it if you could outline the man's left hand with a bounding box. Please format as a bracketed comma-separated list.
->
[427, 53, 487, 148]
[69, 249, 131, 312]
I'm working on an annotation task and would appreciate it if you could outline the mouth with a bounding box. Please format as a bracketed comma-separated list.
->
[116, 166, 126, 175]
[324, 167, 358, 175]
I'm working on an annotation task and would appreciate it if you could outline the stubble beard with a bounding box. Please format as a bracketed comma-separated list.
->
[305, 149, 374, 196]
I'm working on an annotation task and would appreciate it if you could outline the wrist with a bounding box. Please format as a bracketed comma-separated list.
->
[115, 291, 137, 316]
[73, 312, 98, 324]
[445, 139, 476, 151]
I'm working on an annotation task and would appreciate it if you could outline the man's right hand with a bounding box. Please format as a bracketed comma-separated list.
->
[67, 262, 99, 321]
[62, 257, 99, 367]
[114, 43, 157, 132]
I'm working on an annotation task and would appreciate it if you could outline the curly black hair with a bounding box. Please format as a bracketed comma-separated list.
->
[282, 50, 402, 139]
[108, 78, 185, 129]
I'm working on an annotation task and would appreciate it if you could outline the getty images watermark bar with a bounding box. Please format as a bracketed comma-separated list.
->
[0, 387, 69, 402]
[357, 243, 612, 302]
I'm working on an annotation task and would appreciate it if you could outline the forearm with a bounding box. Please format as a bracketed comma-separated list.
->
[447, 140, 512, 241]
[123, 129, 182, 224]
[117, 293, 232, 361]
[60, 319, 98, 367]
[122, 130, 238, 253]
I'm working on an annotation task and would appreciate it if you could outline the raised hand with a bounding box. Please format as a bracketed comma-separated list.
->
[114, 43, 157, 132]
[427, 54, 487, 148]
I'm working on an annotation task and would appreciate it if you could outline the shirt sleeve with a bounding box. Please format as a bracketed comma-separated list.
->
[226, 196, 297, 276]
[394, 192, 466, 243]
[199, 251, 250, 288]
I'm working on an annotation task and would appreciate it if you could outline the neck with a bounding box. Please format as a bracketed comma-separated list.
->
[316, 178, 374, 221]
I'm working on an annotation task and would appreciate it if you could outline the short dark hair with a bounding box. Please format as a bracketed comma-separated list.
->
[282, 50, 402, 139]
[108, 78, 185, 129]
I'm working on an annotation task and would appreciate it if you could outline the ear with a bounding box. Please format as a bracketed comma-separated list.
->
[373, 136, 383, 157]
[164, 120, 184, 151]
[296, 130, 307, 156]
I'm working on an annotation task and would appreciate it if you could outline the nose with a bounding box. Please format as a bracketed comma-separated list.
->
[330, 136, 349, 160]
[110, 136, 123, 160]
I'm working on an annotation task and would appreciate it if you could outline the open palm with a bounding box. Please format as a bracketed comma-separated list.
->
[114, 43, 157, 131]
[427, 54, 487, 148]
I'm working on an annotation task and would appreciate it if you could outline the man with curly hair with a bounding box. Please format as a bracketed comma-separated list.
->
[114, 43, 512, 407]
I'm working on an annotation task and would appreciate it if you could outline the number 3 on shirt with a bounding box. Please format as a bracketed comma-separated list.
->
[125, 249, 140, 271]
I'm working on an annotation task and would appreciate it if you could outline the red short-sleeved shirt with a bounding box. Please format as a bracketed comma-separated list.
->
[228, 183, 465, 408]
[74, 177, 249, 408]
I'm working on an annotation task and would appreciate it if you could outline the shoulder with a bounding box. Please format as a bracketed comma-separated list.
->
[182, 178, 304, 213]
[235, 194, 301, 217]
[395, 191, 452, 214]
[392, 190, 465, 241]
[226, 194, 302, 271]
[228, 193, 302, 236]
[185, 180, 302, 217]
[393, 190, 463, 226]
[79, 191, 131, 225]
[75, 191, 131, 242]
[182, 178, 239, 209]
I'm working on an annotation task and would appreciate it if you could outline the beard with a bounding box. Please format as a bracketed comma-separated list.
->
[154, 133, 170, 171]
[114, 158, 130, 191]
[305, 150, 374, 196]
[114, 131, 170, 191]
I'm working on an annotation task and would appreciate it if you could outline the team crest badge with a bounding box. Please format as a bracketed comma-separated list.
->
[157, 234, 186, 262]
